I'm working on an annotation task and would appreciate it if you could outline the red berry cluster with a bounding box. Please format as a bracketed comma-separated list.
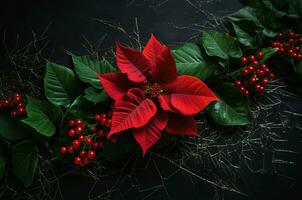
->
[235, 52, 275, 96]
[59, 110, 118, 166]
[272, 31, 302, 60]
[0, 93, 26, 118]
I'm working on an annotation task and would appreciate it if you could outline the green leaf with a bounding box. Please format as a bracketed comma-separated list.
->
[200, 30, 242, 60]
[231, 22, 255, 48]
[12, 140, 38, 187]
[72, 55, 116, 89]
[228, 7, 262, 25]
[44, 61, 81, 108]
[22, 97, 62, 137]
[0, 114, 27, 140]
[0, 144, 7, 178]
[260, 47, 278, 63]
[207, 82, 250, 126]
[84, 87, 108, 105]
[292, 60, 302, 80]
[207, 101, 250, 126]
[172, 43, 218, 81]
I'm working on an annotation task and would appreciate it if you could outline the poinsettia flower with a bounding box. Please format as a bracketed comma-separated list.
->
[98, 34, 219, 155]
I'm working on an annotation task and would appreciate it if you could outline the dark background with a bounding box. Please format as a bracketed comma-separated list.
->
[0, 0, 302, 200]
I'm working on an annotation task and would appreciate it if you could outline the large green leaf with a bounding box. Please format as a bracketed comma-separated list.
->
[0, 143, 7, 178]
[228, 7, 262, 25]
[200, 30, 242, 60]
[172, 43, 218, 81]
[12, 140, 38, 187]
[207, 83, 250, 126]
[72, 55, 116, 89]
[0, 114, 27, 140]
[292, 60, 302, 80]
[22, 97, 62, 137]
[260, 47, 278, 63]
[84, 87, 108, 105]
[231, 21, 255, 48]
[44, 61, 81, 108]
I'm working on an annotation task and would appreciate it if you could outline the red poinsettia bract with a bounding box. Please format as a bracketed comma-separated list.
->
[98, 34, 219, 155]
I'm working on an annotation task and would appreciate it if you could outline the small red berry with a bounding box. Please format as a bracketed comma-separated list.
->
[75, 119, 83, 126]
[257, 70, 265, 77]
[277, 32, 285, 38]
[242, 68, 249, 76]
[240, 57, 248, 64]
[256, 51, 263, 60]
[72, 140, 81, 149]
[269, 73, 275, 79]
[67, 146, 74, 154]
[287, 39, 294, 45]
[68, 129, 76, 137]
[87, 150, 96, 159]
[97, 129, 106, 137]
[262, 78, 269, 85]
[75, 127, 83, 134]
[78, 135, 85, 141]
[10, 111, 18, 118]
[249, 55, 256, 62]
[255, 84, 262, 91]
[106, 119, 112, 127]
[86, 137, 93, 145]
[3, 100, 10, 107]
[243, 90, 250, 96]
[94, 114, 102, 121]
[249, 77, 257, 85]
[252, 60, 259, 67]
[259, 86, 265, 92]
[83, 157, 91, 165]
[263, 68, 270, 74]
[289, 32, 295, 38]
[60, 146, 67, 154]
[79, 150, 87, 158]
[100, 117, 107, 125]
[16, 102, 25, 108]
[17, 107, 26, 115]
[261, 64, 267, 70]
[68, 120, 76, 127]
[92, 142, 99, 149]
[74, 156, 82, 165]
[13, 95, 23, 104]
[293, 46, 300, 51]
[247, 66, 254, 73]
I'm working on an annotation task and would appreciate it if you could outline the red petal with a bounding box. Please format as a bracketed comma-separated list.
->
[98, 73, 135, 101]
[142, 34, 166, 73]
[108, 88, 157, 136]
[165, 114, 198, 136]
[116, 43, 151, 83]
[132, 109, 169, 156]
[161, 75, 219, 115]
[152, 48, 178, 82]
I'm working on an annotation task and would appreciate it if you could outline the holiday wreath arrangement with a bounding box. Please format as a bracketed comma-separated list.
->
[0, 0, 301, 196]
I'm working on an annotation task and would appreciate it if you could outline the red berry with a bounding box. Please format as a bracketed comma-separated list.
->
[83, 157, 91, 165]
[278, 47, 285, 54]
[16, 102, 25, 108]
[272, 42, 279, 47]
[277, 32, 285, 38]
[259, 86, 265, 92]
[87, 150, 96, 159]
[68, 146, 74, 154]
[17, 107, 26, 115]
[3, 100, 10, 107]
[110, 135, 118, 143]
[252, 60, 259, 67]
[247, 66, 254, 73]
[242, 68, 249, 76]
[72, 140, 81, 149]
[75, 127, 83, 134]
[257, 70, 265, 77]
[269, 73, 275, 79]
[106, 119, 112, 127]
[288, 49, 294, 55]
[255, 84, 262, 91]
[94, 114, 102, 121]
[293, 46, 300, 51]
[75, 119, 83, 126]
[287, 39, 294, 45]
[68, 120, 76, 127]
[289, 32, 295, 38]
[92, 142, 99, 149]
[256, 51, 263, 60]
[86, 137, 93, 145]
[100, 117, 107, 125]
[249, 77, 257, 85]
[249, 55, 256, 62]
[10, 111, 17, 118]
[68, 129, 76, 137]
[13, 95, 23, 104]
[261, 64, 267, 70]
[74, 156, 82, 165]
[298, 54, 302, 60]
[79, 150, 87, 158]
[97, 129, 106, 137]
[262, 78, 269, 85]
[263, 68, 270, 74]
[60, 146, 67, 154]
[240, 57, 248, 64]
[78, 135, 85, 141]
[243, 90, 250, 96]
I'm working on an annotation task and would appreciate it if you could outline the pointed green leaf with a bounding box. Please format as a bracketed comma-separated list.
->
[0, 114, 27, 140]
[260, 48, 278, 63]
[231, 22, 255, 48]
[172, 43, 218, 81]
[12, 140, 38, 187]
[72, 55, 116, 89]
[22, 97, 62, 137]
[44, 61, 81, 107]
[84, 87, 108, 105]
[200, 30, 242, 59]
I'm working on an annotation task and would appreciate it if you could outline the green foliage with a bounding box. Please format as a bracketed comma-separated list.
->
[172, 43, 219, 81]
[44, 61, 82, 108]
[22, 97, 62, 137]
[12, 140, 38, 187]
[292, 60, 302, 80]
[0, 114, 27, 140]
[84, 86, 108, 105]
[72, 55, 116, 89]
